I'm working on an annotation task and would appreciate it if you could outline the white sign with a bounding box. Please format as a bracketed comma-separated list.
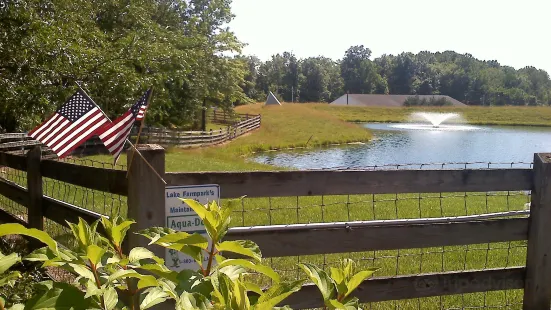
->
[165, 184, 220, 271]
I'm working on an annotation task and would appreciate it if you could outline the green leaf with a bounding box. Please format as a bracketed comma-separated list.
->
[216, 240, 261, 262]
[137, 275, 159, 289]
[243, 281, 263, 295]
[330, 267, 348, 297]
[0, 224, 58, 253]
[111, 220, 135, 247]
[298, 263, 336, 301]
[84, 280, 103, 299]
[176, 292, 209, 310]
[86, 245, 106, 266]
[68, 218, 100, 250]
[154, 232, 208, 250]
[179, 199, 208, 219]
[8, 304, 24, 310]
[0, 271, 20, 287]
[215, 207, 233, 241]
[210, 272, 233, 308]
[137, 227, 177, 241]
[24, 281, 91, 310]
[103, 287, 118, 310]
[140, 287, 170, 310]
[174, 270, 212, 297]
[230, 275, 250, 310]
[218, 265, 247, 280]
[107, 269, 141, 284]
[68, 263, 95, 282]
[217, 259, 280, 282]
[255, 280, 305, 309]
[345, 268, 378, 298]
[139, 264, 178, 283]
[327, 299, 348, 310]
[0, 252, 20, 274]
[128, 247, 163, 264]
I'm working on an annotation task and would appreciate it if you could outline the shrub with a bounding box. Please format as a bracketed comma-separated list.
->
[404, 95, 452, 107]
[0, 198, 378, 309]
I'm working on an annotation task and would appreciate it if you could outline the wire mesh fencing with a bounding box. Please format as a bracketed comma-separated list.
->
[0, 158, 533, 309]
[226, 161, 532, 310]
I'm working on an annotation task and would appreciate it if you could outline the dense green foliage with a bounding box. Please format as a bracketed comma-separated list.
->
[2, 0, 550, 132]
[403, 96, 452, 107]
[0, 0, 249, 132]
[247, 46, 551, 106]
[0, 200, 375, 309]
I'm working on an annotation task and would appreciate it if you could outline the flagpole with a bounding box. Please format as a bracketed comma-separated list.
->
[126, 87, 153, 178]
[75, 83, 167, 185]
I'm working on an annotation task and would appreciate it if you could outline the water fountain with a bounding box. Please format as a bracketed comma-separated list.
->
[390, 112, 479, 131]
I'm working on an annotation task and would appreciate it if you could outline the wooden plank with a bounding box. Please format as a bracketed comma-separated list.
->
[166, 169, 534, 198]
[0, 140, 42, 150]
[0, 179, 27, 207]
[225, 218, 528, 257]
[27, 147, 43, 230]
[40, 160, 127, 195]
[0, 152, 27, 170]
[524, 153, 551, 309]
[125, 144, 165, 257]
[42, 196, 103, 228]
[0, 208, 27, 226]
[282, 267, 525, 308]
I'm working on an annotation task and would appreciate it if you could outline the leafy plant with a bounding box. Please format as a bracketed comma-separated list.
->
[138, 198, 305, 309]
[299, 259, 378, 310]
[0, 198, 378, 309]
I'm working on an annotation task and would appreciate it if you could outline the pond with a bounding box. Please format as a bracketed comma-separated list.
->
[252, 123, 551, 169]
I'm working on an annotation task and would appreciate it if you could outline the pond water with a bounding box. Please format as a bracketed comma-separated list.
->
[252, 123, 551, 169]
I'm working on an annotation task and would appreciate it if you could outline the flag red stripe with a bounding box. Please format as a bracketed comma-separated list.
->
[99, 112, 132, 145]
[48, 109, 101, 150]
[36, 115, 65, 141]
[104, 117, 134, 152]
[41, 118, 71, 146]
[52, 111, 105, 153]
[111, 141, 126, 159]
[28, 114, 58, 137]
[56, 116, 108, 157]
[57, 119, 108, 158]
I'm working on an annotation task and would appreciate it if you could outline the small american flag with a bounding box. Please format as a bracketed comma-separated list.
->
[98, 89, 151, 162]
[27, 90, 109, 158]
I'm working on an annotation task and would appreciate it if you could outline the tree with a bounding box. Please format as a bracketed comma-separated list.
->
[340, 45, 387, 94]
[0, 0, 248, 131]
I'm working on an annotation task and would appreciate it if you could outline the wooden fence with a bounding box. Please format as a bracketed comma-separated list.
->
[0, 146, 550, 309]
[0, 111, 261, 155]
[133, 113, 261, 148]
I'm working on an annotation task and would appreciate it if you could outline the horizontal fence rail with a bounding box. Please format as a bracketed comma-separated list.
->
[166, 168, 534, 197]
[131, 113, 260, 148]
[0, 146, 550, 309]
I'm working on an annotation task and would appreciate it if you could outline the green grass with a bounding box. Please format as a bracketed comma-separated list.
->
[0, 104, 536, 308]
[311, 104, 551, 126]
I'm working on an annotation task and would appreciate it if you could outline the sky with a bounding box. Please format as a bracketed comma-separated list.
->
[229, 0, 551, 73]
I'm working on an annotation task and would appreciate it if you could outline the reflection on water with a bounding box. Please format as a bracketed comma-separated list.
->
[252, 123, 551, 169]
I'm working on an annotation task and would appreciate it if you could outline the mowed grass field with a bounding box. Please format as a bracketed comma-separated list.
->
[311, 104, 551, 126]
[0, 104, 537, 308]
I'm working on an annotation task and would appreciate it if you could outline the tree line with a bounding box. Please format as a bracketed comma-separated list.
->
[1, 1, 550, 132]
[244, 46, 551, 107]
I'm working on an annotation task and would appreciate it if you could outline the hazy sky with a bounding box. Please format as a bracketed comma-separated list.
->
[230, 0, 551, 73]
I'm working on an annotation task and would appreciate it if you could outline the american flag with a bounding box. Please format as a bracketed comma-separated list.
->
[98, 89, 151, 162]
[27, 90, 109, 158]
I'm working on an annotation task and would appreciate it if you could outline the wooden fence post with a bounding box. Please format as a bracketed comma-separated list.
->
[27, 146, 43, 231]
[126, 144, 165, 257]
[523, 153, 551, 309]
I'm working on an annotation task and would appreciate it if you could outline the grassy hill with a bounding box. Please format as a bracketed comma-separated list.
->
[312, 104, 551, 126]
